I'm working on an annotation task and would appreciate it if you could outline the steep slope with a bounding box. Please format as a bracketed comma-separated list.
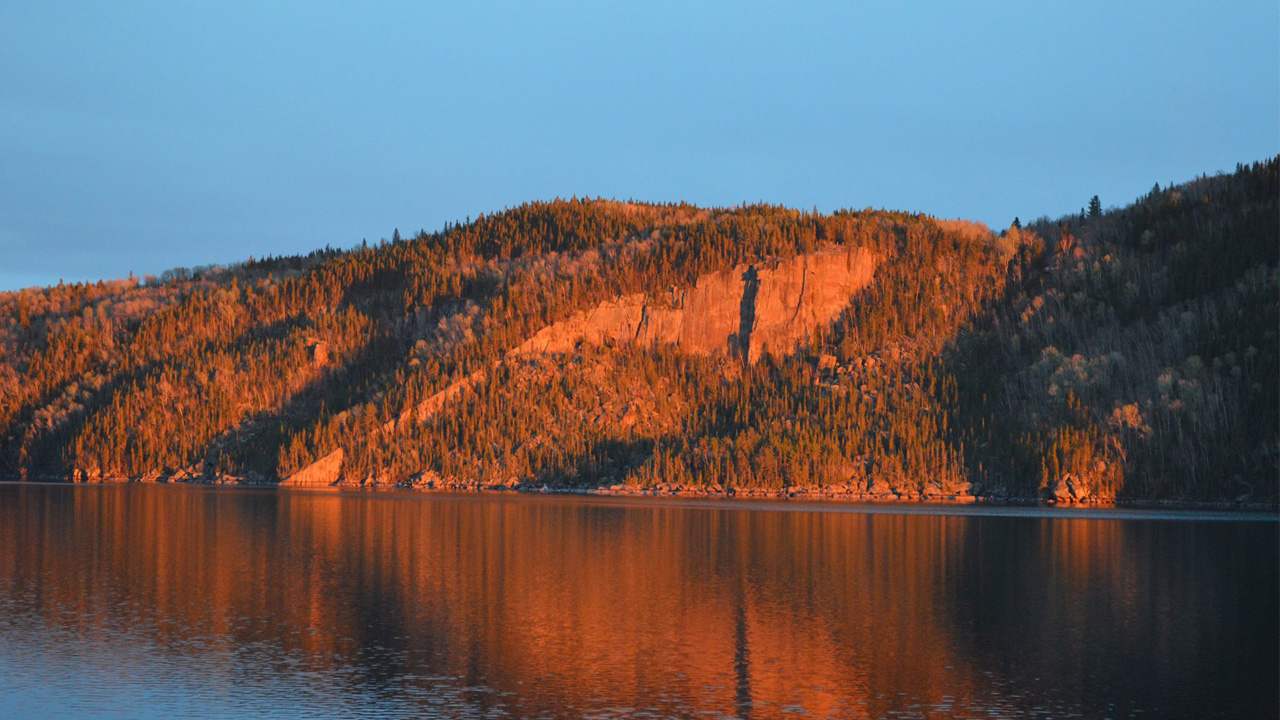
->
[280, 369, 486, 487]
[512, 246, 878, 361]
[285, 245, 879, 487]
[0, 158, 1275, 502]
[950, 160, 1279, 501]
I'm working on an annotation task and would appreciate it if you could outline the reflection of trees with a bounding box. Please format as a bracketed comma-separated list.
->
[943, 516, 1279, 719]
[0, 487, 1273, 719]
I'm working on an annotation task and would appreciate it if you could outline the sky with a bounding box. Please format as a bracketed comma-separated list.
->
[2, 1, 1277, 290]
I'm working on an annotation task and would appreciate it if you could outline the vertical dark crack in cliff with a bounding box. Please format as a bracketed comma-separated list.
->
[635, 303, 649, 343]
[787, 254, 810, 328]
[736, 266, 760, 363]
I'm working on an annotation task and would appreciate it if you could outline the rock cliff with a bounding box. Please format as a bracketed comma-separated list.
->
[282, 245, 877, 487]
[512, 245, 878, 362]
[280, 370, 487, 487]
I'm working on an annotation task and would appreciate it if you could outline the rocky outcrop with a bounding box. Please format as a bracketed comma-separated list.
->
[512, 246, 878, 362]
[278, 446, 346, 488]
[280, 370, 487, 487]
[282, 246, 876, 487]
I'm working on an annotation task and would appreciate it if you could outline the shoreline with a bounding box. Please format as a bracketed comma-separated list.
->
[5, 475, 1277, 514]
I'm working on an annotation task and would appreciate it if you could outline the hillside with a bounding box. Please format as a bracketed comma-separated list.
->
[1, 158, 1276, 502]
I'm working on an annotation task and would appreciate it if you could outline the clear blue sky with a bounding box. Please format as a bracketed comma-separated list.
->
[2, 1, 1276, 290]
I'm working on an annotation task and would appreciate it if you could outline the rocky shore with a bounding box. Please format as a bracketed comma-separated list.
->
[13, 473, 1277, 513]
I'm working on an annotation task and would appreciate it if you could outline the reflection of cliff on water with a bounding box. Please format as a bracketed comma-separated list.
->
[0, 485, 1274, 719]
[276, 492, 982, 718]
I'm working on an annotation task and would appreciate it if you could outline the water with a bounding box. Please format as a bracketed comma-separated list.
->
[0, 484, 1274, 719]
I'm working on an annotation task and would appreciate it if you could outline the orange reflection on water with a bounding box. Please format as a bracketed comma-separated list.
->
[274, 495, 983, 718]
[0, 485, 1273, 719]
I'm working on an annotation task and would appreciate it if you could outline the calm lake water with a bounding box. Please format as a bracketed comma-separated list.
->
[0, 484, 1274, 719]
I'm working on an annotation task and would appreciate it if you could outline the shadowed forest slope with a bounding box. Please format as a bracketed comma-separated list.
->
[1, 158, 1275, 502]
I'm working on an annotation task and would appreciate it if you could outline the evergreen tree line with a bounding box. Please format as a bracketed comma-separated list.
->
[0, 159, 1274, 501]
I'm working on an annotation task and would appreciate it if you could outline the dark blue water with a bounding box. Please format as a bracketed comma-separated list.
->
[0, 484, 1274, 719]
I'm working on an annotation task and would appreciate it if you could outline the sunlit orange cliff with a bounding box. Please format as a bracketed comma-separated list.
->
[0, 159, 1275, 503]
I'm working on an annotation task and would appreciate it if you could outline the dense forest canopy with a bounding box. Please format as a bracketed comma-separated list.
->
[1, 158, 1275, 502]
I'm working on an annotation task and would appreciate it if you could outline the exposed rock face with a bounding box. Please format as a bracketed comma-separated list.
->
[279, 446, 345, 488]
[281, 246, 876, 487]
[309, 341, 331, 368]
[1048, 474, 1096, 504]
[280, 370, 486, 487]
[512, 246, 878, 362]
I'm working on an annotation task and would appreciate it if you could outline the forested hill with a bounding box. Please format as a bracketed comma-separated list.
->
[1, 158, 1275, 503]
